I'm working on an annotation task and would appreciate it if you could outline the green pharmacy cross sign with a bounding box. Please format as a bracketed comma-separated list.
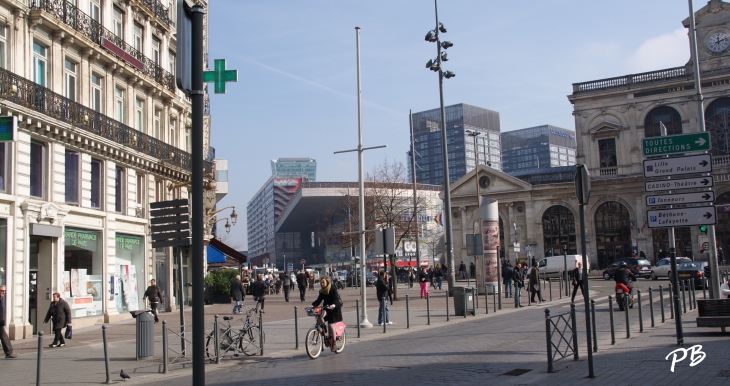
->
[642, 132, 711, 156]
[203, 59, 238, 94]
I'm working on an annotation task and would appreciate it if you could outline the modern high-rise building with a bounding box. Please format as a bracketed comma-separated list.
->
[271, 158, 317, 181]
[410, 104, 501, 185]
[501, 125, 577, 173]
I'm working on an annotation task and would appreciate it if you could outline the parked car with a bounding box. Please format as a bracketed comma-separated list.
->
[603, 257, 652, 280]
[651, 257, 691, 280]
[346, 271, 377, 287]
[677, 261, 707, 289]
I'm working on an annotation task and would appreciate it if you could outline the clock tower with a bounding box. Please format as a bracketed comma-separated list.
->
[683, 0, 730, 71]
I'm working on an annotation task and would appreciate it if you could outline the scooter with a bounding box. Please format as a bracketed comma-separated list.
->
[615, 282, 634, 311]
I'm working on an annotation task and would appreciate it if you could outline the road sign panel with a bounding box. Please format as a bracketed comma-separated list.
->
[643, 154, 712, 178]
[300, 259, 306, 265]
[644, 176, 713, 192]
[642, 132, 711, 156]
[646, 206, 717, 228]
[646, 191, 715, 206]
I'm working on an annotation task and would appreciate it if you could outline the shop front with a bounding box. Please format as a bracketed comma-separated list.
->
[63, 228, 104, 319]
[114, 233, 145, 313]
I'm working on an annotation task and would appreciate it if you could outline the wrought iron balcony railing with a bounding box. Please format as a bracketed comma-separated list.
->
[31, 0, 175, 92]
[137, 0, 172, 27]
[0, 66, 209, 174]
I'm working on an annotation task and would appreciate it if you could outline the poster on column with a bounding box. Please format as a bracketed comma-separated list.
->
[122, 265, 140, 311]
[481, 220, 500, 284]
[70, 268, 88, 297]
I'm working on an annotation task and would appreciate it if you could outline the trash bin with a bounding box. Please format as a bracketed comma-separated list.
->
[131, 310, 155, 360]
[453, 286, 475, 316]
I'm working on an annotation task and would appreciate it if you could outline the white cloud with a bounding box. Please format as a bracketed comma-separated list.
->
[625, 29, 689, 73]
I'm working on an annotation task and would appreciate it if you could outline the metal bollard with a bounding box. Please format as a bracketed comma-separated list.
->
[294, 307, 299, 350]
[463, 289, 467, 319]
[559, 276, 562, 299]
[36, 331, 43, 386]
[625, 296, 631, 339]
[649, 287, 655, 328]
[485, 286, 489, 314]
[492, 285, 497, 313]
[214, 315, 220, 364]
[427, 293, 431, 325]
[545, 309, 553, 373]
[549, 279, 553, 302]
[445, 291, 449, 321]
[162, 321, 168, 374]
[703, 278, 707, 300]
[102, 325, 111, 384]
[259, 311, 264, 356]
[383, 297, 387, 333]
[682, 280, 687, 314]
[472, 287, 477, 316]
[591, 299, 597, 353]
[570, 303, 578, 361]
[689, 279, 693, 310]
[691, 279, 697, 310]
[608, 295, 616, 345]
[669, 283, 674, 319]
[406, 295, 410, 329]
[638, 290, 644, 333]
[660, 285, 665, 323]
[356, 299, 361, 338]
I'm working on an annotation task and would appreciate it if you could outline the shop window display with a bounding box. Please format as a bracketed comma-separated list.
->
[114, 234, 145, 313]
[64, 228, 103, 318]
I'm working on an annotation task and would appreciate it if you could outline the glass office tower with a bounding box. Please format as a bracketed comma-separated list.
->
[501, 125, 576, 173]
[271, 158, 317, 181]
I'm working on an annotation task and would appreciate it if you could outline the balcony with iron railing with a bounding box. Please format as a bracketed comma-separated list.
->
[135, 0, 172, 28]
[0, 66, 211, 175]
[31, 0, 175, 92]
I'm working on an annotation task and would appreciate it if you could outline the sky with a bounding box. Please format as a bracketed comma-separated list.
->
[207, 0, 707, 250]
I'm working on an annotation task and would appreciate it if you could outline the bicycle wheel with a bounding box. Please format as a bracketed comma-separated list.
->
[205, 333, 216, 360]
[334, 329, 346, 354]
[304, 328, 322, 359]
[241, 326, 263, 356]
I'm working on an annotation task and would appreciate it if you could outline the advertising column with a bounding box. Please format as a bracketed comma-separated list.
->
[479, 198, 499, 293]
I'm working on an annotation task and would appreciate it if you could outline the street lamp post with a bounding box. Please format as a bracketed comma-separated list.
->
[425, 0, 456, 293]
[409, 111, 422, 270]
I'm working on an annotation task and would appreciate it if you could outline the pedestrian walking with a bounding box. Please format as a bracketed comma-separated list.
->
[376, 271, 392, 325]
[512, 263, 524, 308]
[308, 271, 315, 291]
[469, 262, 476, 279]
[250, 274, 266, 313]
[142, 279, 163, 322]
[418, 266, 429, 299]
[459, 261, 467, 280]
[296, 270, 308, 302]
[408, 267, 415, 288]
[229, 275, 246, 313]
[428, 266, 436, 289]
[529, 262, 544, 303]
[571, 262, 584, 303]
[433, 263, 443, 290]
[719, 247, 725, 265]
[0, 285, 17, 358]
[43, 293, 71, 348]
[280, 271, 291, 302]
[290, 271, 297, 292]
[502, 263, 513, 298]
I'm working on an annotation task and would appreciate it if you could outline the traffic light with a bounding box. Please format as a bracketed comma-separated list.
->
[699, 225, 708, 234]
[547, 249, 553, 256]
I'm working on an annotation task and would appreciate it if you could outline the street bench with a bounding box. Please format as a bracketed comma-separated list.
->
[696, 299, 730, 333]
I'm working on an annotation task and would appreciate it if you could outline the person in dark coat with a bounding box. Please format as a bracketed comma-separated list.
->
[142, 279, 163, 322]
[512, 263, 525, 308]
[502, 263, 513, 298]
[44, 293, 71, 347]
[250, 274, 266, 313]
[280, 271, 291, 302]
[459, 261, 467, 280]
[229, 275, 246, 314]
[529, 263, 544, 303]
[376, 271, 391, 325]
[296, 270, 308, 302]
[311, 277, 343, 352]
[571, 262, 584, 303]
[1, 285, 17, 358]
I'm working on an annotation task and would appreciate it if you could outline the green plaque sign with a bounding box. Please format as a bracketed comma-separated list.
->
[642, 132, 711, 156]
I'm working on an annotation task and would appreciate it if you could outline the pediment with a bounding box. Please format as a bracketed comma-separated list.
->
[450, 165, 532, 199]
[588, 120, 623, 140]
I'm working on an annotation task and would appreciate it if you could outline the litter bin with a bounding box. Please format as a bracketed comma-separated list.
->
[131, 310, 155, 360]
[453, 286, 475, 316]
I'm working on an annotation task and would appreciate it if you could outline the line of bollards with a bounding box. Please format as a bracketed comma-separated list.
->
[638, 290, 644, 333]
[682, 281, 687, 314]
[549, 279, 553, 302]
[485, 287, 489, 314]
[545, 309, 553, 374]
[590, 299, 597, 353]
[669, 283, 674, 320]
[608, 295, 615, 345]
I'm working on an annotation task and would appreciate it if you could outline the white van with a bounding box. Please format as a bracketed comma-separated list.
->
[532, 255, 591, 279]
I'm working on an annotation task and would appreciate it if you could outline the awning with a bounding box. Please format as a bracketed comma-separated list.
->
[209, 238, 247, 263]
[207, 245, 226, 264]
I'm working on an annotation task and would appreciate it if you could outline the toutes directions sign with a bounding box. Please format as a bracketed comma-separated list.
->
[642, 132, 711, 156]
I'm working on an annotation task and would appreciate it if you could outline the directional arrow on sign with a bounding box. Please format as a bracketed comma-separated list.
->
[703, 193, 712, 200]
[645, 191, 715, 206]
[699, 159, 709, 167]
[696, 137, 707, 146]
[703, 212, 713, 219]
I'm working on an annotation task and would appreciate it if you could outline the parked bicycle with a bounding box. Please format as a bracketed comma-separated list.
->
[206, 302, 265, 360]
[304, 306, 346, 359]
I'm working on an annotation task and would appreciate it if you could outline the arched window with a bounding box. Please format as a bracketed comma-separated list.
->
[644, 106, 682, 138]
[704, 98, 730, 156]
[594, 201, 632, 269]
[542, 205, 576, 257]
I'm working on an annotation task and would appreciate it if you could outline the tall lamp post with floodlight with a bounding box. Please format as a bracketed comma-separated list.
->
[424, 0, 456, 293]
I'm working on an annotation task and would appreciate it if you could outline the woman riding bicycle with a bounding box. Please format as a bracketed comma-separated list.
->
[311, 276, 342, 352]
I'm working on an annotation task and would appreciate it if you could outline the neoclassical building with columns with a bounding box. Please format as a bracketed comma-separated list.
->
[449, 0, 730, 273]
[0, 0, 214, 340]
